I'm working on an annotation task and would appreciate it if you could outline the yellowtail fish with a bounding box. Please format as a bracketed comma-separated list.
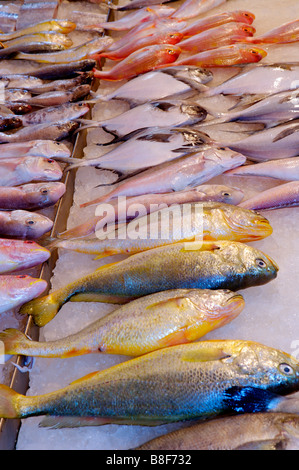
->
[58, 184, 244, 239]
[173, 44, 267, 67]
[19, 240, 278, 327]
[135, 413, 299, 450]
[0, 19, 76, 41]
[0, 340, 298, 428]
[48, 202, 273, 258]
[0, 289, 244, 358]
[15, 37, 113, 63]
[0, 274, 47, 314]
[0, 239, 50, 274]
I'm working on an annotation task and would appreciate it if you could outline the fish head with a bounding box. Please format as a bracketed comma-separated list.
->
[12, 210, 53, 239]
[34, 157, 63, 181]
[157, 44, 182, 65]
[186, 288, 245, 330]
[35, 182, 66, 206]
[219, 204, 273, 241]
[210, 147, 247, 171]
[237, 44, 267, 63]
[194, 184, 244, 205]
[5, 274, 47, 301]
[226, 340, 299, 397]
[163, 32, 184, 45]
[233, 11, 256, 25]
[54, 20, 76, 34]
[31, 140, 72, 158]
[237, 24, 256, 37]
[14, 240, 50, 265]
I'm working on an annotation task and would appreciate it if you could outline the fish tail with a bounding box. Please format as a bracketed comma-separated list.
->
[57, 218, 98, 239]
[74, 120, 99, 134]
[80, 192, 112, 208]
[19, 293, 61, 327]
[41, 236, 61, 252]
[0, 384, 25, 418]
[0, 328, 33, 357]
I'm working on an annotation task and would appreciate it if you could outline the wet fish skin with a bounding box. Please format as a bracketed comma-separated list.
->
[135, 412, 299, 450]
[1, 339, 298, 427]
[1, 32, 73, 50]
[3, 102, 32, 115]
[0, 210, 53, 239]
[25, 85, 91, 107]
[0, 121, 79, 143]
[246, 19, 299, 44]
[0, 19, 76, 41]
[0, 182, 66, 211]
[0, 40, 69, 59]
[26, 59, 97, 80]
[24, 71, 94, 94]
[0, 140, 71, 159]
[58, 184, 244, 239]
[0, 289, 245, 358]
[227, 157, 299, 181]
[19, 240, 278, 327]
[0, 275, 47, 314]
[171, 0, 227, 20]
[174, 44, 267, 67]
[51, 202, 273, 257]
[180, 10, 255, 38]
[20, 102, 90, 127]
[80, 146, 246, 208]
[0, 157, 62, 187]
[93, 44, 182, 81]
[239, 181, 299, 211]
[0, 239, 50, 274]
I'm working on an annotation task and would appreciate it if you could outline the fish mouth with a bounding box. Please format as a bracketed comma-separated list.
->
[222, 293, 245, 318]
[263, 253, 279, 273]
[222, 212, 273, 241]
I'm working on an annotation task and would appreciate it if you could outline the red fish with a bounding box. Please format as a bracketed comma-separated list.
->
[98, 31, 183, 61]
[178, 24, 256, 54]
[180, 10, 255, 38]
[245, 19, 299, 44]
[171, 0, 227, 20]
[93, 44, 181, 81]
[173, 44, 267, 68]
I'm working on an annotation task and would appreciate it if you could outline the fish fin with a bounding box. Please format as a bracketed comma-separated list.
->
[69, 370, 100, 385]
[180, 241, 222, 253]
[41, 236, 60, 252]
[146, 297, 188, 310]
[182, 345, 231, 363]
[272, 124, 299, 143]
[69, 292, 133, 304]
[93, 249, 120, 260]
[235, 438, 287, 451]
[19, 294, 59, 328]
[0, 384, 24, 419]
[157, 328, 190, 349]
[0, 328, 32, 356]
[39, 415, 112, 429]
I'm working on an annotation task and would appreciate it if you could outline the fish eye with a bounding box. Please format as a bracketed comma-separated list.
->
[279, 363, 294, 376]
[222, 191, 231, 197]
[47, 159, 54, 163]
[255, 258, 267, 268]
[24, 240, 34, 244]
[218, 147, 226, 150]
[167, 49, 176, 54]
[250, 49, 259, 54]
[17, 275, 28, 279]
[26, 219, 35, 226]
[40, 188, 49, 195]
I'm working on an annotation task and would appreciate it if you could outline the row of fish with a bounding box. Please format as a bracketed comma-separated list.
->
[0, 0, 299, 452]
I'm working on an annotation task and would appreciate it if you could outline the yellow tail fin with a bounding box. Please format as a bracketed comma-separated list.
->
[0, 328, 31, 356]
[19, 294, 60, 327]
[0, 384, 24, 419]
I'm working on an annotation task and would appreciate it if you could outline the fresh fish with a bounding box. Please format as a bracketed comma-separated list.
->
[0, 210, 53, 239]
[3, 88, 32, 102]
[24, 85, 91, 108]
[15, 2, 60, 30]
[177, 24, 256, 54]
[0, 239, 50, 274]
[174, 44, 267, 67]
[90, 5, 176, 31]
[58, 184, 244, 239]
[1, 289, 244, 358]
[0, 157, 62, 187]
[2, 102, 32, 115]
[205, 63, 299, 96]
[110, 0, 177, 11]
[219, 120, 299, 160]
[26, 59, 97, 80]
[135, 412, 299, 450]
[0, 275, 47, 315]
[93, 66, 213, 104]
[19, 240, 278, 327]
[2, 339, 297, 427]
[227, 157, 299, 181]
[203, 89, 299, 127]
[0, 115, 22, 131]
[19, 71, 94, 94]
[48, 202, 272, 258]
[15, 37, 114, 63]
[0, 121, 79, 143]
[98, 31, 183, 61]
[0, 140, 71, 159]
[0, 74, 45, 90]
[239, 181, 299, 211]
[76, 100, 207, 138]
[0, 182, 66, 211]
[0, 32, 73, 50]
[0, 39, 71, 59]
[93, 44, 182, 81]
[180, 10, 255, 38]
[0, 19, 76, 41]
[80, 146, 246, 207]
[17, 102, 90, 127]
[171, 0, 228, 20]
[246, 19, 299, 44]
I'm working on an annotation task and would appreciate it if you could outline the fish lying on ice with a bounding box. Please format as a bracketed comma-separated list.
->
[135, 412, 299, 450]
[0, 121, 79, 143]
[0, 239, 50, 274]
[0, 182, 66, 211]
[0, 157, 62, 187]
[227, 157, 299, 181]
[0, 19, 76, 41]
[19, 240, 278, 327]
[9, 102, 89, 127]
[48, 202, 273, 257]
[23, 85, 91, 107]
[0, 140, 71, 159]
[24, 59, 96, 80]
[0, 210, 53, 239]
[0, 339, 297, 428]
[0, 275, 47, 314]
[0, 289, 244, 358]
[239, 181, 299, 211]
[58, 184, 244, 239]
[245, 18, 299, 44]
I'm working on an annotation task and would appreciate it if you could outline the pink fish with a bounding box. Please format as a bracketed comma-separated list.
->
[0, 210, 53, 239]
[173, 44, 267, 68]
[180, 10, 255, 38]
[93, 44, 181, 81]
[0, 239, 50, 274]
[0, 156, 62, 187]
[178, 23, 256, 54]
[171, 0, 227, 20]
[239, 181, 299, 211]
[246, 19, 299, 44]
[0, 274, 47, 314]
[0, 182, 66, 211]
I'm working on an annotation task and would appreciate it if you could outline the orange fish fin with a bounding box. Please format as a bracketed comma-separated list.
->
[182, 345, 232, 363]
[180, 241, 223, 253]
[39, 415, 112, 428]
[157, 328, 190, 348]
